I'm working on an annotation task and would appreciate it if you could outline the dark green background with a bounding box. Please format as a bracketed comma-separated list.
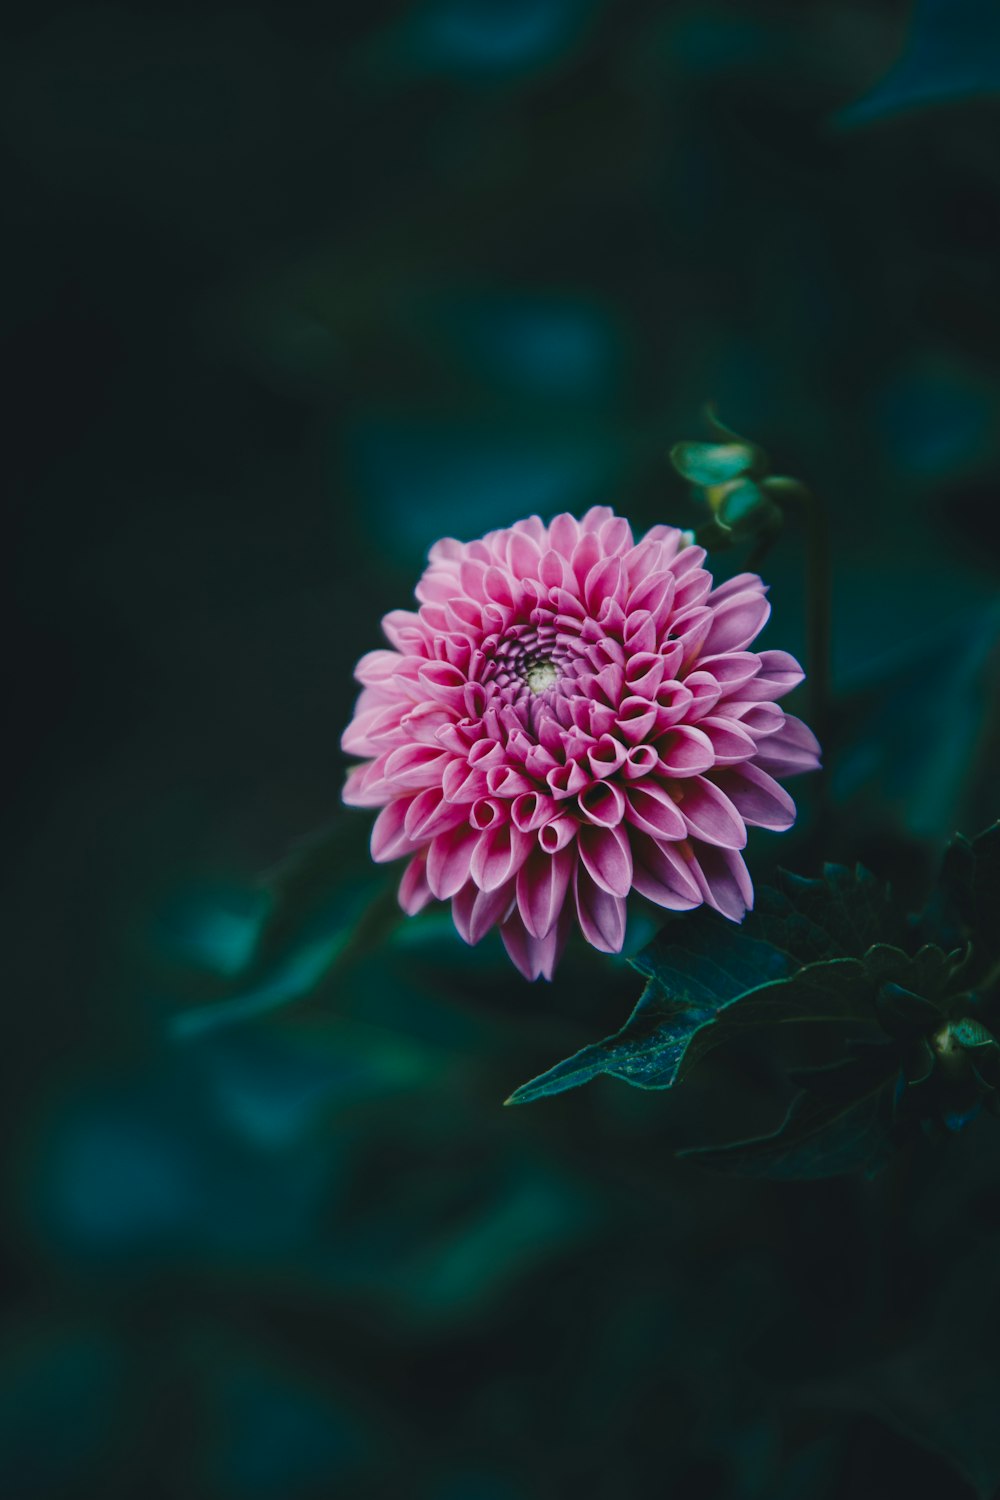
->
[6, 1, 1000, 1496]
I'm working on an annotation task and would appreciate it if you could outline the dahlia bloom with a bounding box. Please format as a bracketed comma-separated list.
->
[342, 507, 820, 980]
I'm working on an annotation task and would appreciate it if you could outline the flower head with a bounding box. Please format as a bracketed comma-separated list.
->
[343, 507, 820, 979]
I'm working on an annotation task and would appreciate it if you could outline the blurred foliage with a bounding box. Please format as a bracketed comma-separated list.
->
[5, 0, 1000, 1497]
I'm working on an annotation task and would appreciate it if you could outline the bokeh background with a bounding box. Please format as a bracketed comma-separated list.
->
[6, 1, 1000, 1496]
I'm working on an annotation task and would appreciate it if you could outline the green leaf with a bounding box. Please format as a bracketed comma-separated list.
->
[508, 865, 896, 1106]
[681, 1051, 898, 1180]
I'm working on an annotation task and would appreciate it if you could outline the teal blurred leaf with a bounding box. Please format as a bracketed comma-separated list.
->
[432, 292, 621, 402]
[169, 819, 399, 1040]
[832, 604, 1000, 847]
[349, 418, 621, 560]
[0, 1326, 124, 1498]
[374, 0, 597, 77]
[837, 0, 1000, 127]
[507, 866, 896, 1106]
[200, 1339, 368, 1499]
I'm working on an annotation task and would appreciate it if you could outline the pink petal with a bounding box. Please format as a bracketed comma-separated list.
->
[629, 834, 701, 910]
[354, 649, 406, 686]
[574, 865, 627, 954]
[501, 903, 573, 981]
[370, 798, 419, 862]
[696, 651, 762, 695]
[343, 760, 386, 809]
[656, 724, 716, 777]
[676, 776, 747, 849]
[624, 782, 687, 840]
[383, 743, 449, 788]
[470, 823, 534, 891]
[738, 650, 805, 701]
[426, 823, 480, 899]
[451, 879, 516, 945]
[577, 823, 633, 897]
[616, 696, 659, 745]
[577, 781, 626, 827]
[622, 744, 659, 780]
[510, 791, 557, 832]
[538, 815, 578, 853]
[587, 735, 628, 780]
[623, 652, 667, 698]
[584, 555, 625, 615]
[711, 763, 796, 831]
[701, 590, 771, 655]
[399, 853, 433, 915]
[548, 512, 580, 558]
[753, 714, 822, 776]
[516, 845, 574, 939]
[403, 786, 468, 841]
[687, 843, 753, 922]
[707, 572, 765, 604]
[698, 715, 757, 765]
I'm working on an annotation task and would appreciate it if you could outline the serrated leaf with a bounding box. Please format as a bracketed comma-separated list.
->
[508, 865, 897, 1106]
[682, 1051, 897, 1180]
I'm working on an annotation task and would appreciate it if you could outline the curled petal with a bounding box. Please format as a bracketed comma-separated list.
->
[371, 798, 419, 862]
[738, 650, 805, 701]
[629, 834, 701, 911]
[711, 763, 796, 831]
[501, 904, 573, 981]
[701, 590, 771, 655]
[577, 823, 633, 897]
[698, 715, 757, 765]
[624, 783, 687, 841]
[753, 714, 822, 776]
[675, 776, 747, 849]
[426, 823, 480, 899]
[657, 724, 715, 777]
[516, 845, 574, 939]
[471, 823, 535, 892]
[577, 781, 627, 827]
[399, 852, 433, 915]
[574, 865, 627, 954]
[687, 843, 754, 922]
[452, 879, 516, 945]
[538, 815, 578, 853]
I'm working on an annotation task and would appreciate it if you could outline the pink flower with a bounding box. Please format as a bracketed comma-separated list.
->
[342, 507, 820, 980]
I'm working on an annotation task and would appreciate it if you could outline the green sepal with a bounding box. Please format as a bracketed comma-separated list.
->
[716, 479, 782, 536]
[951, 1016, 997, 1050]
[669, 440, 764, 487]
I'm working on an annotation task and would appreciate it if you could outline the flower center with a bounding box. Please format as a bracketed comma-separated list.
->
[524, 659, 558, 695]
